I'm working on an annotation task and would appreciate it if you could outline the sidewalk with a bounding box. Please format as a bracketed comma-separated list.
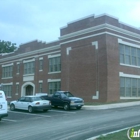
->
[83, 101, 140, 110]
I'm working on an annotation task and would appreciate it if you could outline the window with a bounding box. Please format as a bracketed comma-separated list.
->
[39, 83, 42, 92]
[137, 49, 140, 66]
[131, 48, 137, 65]
[119, 44, 140, 67]
[120, 77, 140, 97]
[120, 77, 125, 96]
[2, 66, 13, 78]
[125, 46, 131, 65]
[39, 60, 43, 70]
[17, 64, 20, 73]
[49, 82, 61, 94]
[49, 57, 61, 72]
[16, 85, 19, 94]
[120, 44, 125, 63]
[24, 62, 34, 74]
[3, 85, 12, 97]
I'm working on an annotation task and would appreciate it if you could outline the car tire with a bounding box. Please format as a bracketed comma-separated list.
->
[76, 106, 82, 110]
[43, 109, 48, 112]
[64, 104, 70, 111]
[10, 104, 15, 111]
[54, 105, 58, 108]
[28, 106, 33, 113]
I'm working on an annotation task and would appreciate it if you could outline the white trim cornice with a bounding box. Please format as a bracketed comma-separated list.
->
[0, 45, 60, 63]
[60, 23, 140, 43]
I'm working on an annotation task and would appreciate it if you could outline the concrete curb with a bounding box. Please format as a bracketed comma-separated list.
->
[83, 101, 140, 110]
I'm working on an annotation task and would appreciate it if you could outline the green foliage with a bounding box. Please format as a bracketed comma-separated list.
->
[0, 40, 17, 53]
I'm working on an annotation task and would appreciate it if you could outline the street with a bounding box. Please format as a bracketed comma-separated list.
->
[0, 106, 140, 140]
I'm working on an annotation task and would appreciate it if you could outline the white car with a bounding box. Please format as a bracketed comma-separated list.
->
[0, 90, 8, 121]
[10, 96, 51, 113]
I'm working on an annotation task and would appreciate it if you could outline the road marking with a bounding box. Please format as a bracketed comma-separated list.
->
[8, 111, 51, 117]
[49, 110, 76, 114]
[2, 119, 17, 122]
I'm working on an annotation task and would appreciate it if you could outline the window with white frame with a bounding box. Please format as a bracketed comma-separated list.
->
[49, 57, 61, 72]
[16, 85, 19, 94]
[120, 77, 140, 97]
[17, 64, 20, 73]
[49, 82, 61, 94]
[3, 85, 12, 97]
[39, 83, 42, 92]
[2, 66, 13, 78]
[119, 44, 140, 66]
[39, 60, 43, 70]
[24, 62, 34, 74]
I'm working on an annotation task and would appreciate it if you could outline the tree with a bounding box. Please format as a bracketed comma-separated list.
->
[0, 40, 17, 54]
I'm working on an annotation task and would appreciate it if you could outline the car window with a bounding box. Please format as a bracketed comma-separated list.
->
[31, 97, 42, 101]
[40, 96, 48, 100]
[54, 92, 61, 98]
[25, 97, 31, 102]
[64, 92, 74, 97]
[18, 97, 25, 102]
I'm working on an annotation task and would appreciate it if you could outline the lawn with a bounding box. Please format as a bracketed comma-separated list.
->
[96, 125, 140, 140]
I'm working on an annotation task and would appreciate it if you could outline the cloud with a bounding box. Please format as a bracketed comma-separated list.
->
[0, 0, 140, 46]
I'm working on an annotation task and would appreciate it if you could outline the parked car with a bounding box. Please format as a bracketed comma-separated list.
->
[10, 96, 51, 113]
[0, 90, 8, 121]
[37, 91, 84, 110]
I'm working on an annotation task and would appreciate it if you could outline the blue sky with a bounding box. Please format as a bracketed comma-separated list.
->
[0, 0, 140, 46]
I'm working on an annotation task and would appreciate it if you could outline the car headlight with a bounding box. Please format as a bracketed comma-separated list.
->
[70, 101, 75, 105]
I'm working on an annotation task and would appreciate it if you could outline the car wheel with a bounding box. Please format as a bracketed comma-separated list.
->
[10, 104, 15, 111]
[64, 104, 70, 111]
[76, 106, 82, 110]
[43, 109, 48, 112]
[54, 105, 58, 108]
[28, 106, 33, 113]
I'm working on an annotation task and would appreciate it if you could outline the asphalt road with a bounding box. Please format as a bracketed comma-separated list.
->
[0, 106, 140, 140]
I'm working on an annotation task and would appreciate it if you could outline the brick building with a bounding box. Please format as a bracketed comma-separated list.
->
[0, 14, 140, 103]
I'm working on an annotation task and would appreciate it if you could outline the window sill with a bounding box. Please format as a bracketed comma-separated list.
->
[2, 77, 13, 79]
[7, 96, 12, 98]
[23, 74, 34, 77]
[39, 70, 43, 72]
[120, 97, 140, 99]
[48, 71, 61, 74]
[120, 63, 140, 68]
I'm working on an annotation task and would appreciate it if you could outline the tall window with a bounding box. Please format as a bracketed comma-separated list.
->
[120, 77, 140, 97]
[39, 83, 42, 92]
[3, 85, 12, 97]
[49, 82, 61, 94]
[49, 57, 61, 72]
[137, 49, 140, 66]
[2, 66, 13, 78]
[16, 85, 19, 94]
[39, 60, 43, 70]
[24, 62, 34, 74]
[119, 44, 140, 66]
[17, 64, 20, 73]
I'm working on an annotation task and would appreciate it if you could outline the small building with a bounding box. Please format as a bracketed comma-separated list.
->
[0, 14, 140, 103]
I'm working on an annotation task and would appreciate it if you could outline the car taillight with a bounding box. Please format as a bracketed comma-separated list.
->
[35, 102, 40, 105]
[5, 95, 7, 100]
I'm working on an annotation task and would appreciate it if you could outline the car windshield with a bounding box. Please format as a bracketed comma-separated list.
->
[62, 92, 74, 98]
[40, 96, 48, 100]
[31, 97, 42, 101]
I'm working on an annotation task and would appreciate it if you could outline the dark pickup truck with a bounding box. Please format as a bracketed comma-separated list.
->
[37, 91, 84, 110]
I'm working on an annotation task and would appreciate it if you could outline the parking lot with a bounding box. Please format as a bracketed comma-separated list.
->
[1, 107, 79, 124]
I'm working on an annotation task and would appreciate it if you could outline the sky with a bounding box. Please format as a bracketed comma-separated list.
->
[0, 0, 140, 47]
